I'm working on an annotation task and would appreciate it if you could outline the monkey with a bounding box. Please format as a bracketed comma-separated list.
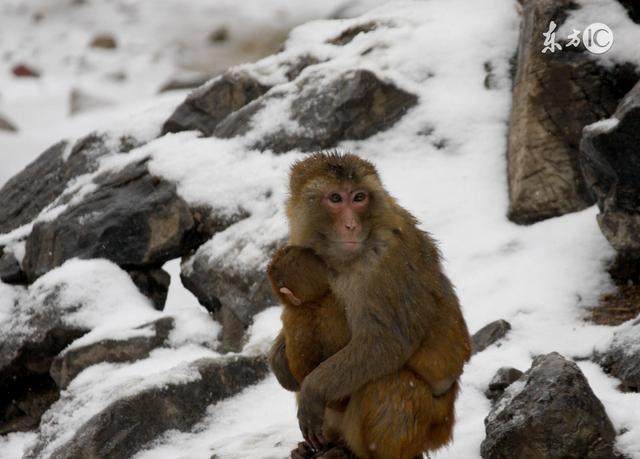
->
[268, 152, 471, 459]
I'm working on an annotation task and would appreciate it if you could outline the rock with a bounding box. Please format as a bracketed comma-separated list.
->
[0, 249, 25, 284]
[0, 134, 114, 235]
[50, 317, 174, 389]
[595, 318, 640, 392]
[328, 21, 378, 45]
[89, 34, 117, 49]
[471, 319, 511, 355]
[481, 352, 616, 459]
[161, 70, 271, 136]
[284, 54, 321, 81]
[158, 73, 211, 93]
[11, 63, 40, 78]
[580, 81, 640, 257]
[485, 367, 524, 401]
[128, 268, 171, 310]
[506, 0, 639, 224]
[0, 113, 17, 132]
[181, 250, 274, 352]
[31, 356, 269, 458]
[215, 69, 418, 153]
[23, 160, 198, 281]
[69, 88, 114, 115]
[208, 26, 229, 44]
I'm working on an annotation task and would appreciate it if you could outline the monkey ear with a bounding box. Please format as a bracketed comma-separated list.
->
[280, 287, 302, 306]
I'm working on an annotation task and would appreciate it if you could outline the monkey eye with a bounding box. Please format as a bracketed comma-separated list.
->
[353, 191, 367, 202]
[328, 193, 342, 203]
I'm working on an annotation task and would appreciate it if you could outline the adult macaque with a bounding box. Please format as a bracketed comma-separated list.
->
[269, 153, 471, 459]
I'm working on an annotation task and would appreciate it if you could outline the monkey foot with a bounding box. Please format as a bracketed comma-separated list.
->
[290, 442, 356, 459]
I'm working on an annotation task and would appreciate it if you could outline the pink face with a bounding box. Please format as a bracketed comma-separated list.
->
[322, 188, 370, 251]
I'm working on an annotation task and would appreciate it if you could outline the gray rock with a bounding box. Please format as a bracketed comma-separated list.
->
[485, 367, 524, 401]
[128, 268, 171, 310]
[22, 160, 197, 281]
[181, 251, 275, 352]
[0, 249, 25, 284]
[580, 81, 640, 256]
[0, 134, 120, 235]
[481, 352, 617, 459]
[471, 319, 511, 355]
[215, 69, 417, 153]
[595, 318, 640, 392]
[506, 0, 639, 224]
[158, 73, 211, 93]
[30, 356, 269, 459]
[161, 70, 270, 136]
[0, 113, 17, 132]
[50, 317, 174, 389]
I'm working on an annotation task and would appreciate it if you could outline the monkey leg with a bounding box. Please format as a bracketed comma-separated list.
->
[336, 370, 458, 459]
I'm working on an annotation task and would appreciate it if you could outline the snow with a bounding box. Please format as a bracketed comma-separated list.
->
[2, 0, 640, 457]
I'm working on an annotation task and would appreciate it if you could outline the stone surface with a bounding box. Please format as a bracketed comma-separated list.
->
[161, 70, 270, 136]
[29, 356, 269, 459]
[215, 69, 418, 153]
[0, 250, 25, 284]
[506, 0, 639, 224]
[22, 160, 198, 281]
[595, 317, 640, 392]
[481, 352, 616, 459]
[50, 317, 174, 389]
[0, 134, 113, 235]
[328, 21, 378, 45]
[580, 81, 640, 256]
[471, 319, 511, 355]
[128, 268, 171, 310]
[0, 113, 17, 132]
[181, 252, 274, 352]
[485, 367, 524, 401]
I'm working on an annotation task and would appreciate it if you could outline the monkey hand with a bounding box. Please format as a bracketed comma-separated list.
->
[279, 287, 302, 306]
[297, 381, 327, 451]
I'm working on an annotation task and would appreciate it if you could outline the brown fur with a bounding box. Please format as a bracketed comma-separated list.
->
[268, 152, 472, 459]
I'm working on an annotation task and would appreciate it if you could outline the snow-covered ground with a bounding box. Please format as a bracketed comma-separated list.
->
[1, 0, 640, 458]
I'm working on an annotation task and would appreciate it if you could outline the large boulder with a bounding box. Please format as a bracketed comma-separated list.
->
[580, 81, 640, 257]
[28, 356, 269, 459]
[161, 70, 271, 136]
[595, 317, 640, 392]
[50, 317, 174, 389]
[22, 160, 198, 281]
[215, 69, 418, 153]
[506, 0, 639, 224]
[481, 352, 616, 459]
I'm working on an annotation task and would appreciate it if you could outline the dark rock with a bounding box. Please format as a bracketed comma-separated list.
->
[595, 318, 640, 392]
[1, 322, 87, 434]
[485, 367, 524, 401]
[619, 0, 640, 23]
[481, 352, 616, 459]
[12, 64, 40, 78]
[580, 81, 640, 256]
[328, 21, 378, 45]
[89, 34, 117, 49]
[208, 26, 229, 43]
[215, 69, 417, 153]
[0, 249, 26, 284]
[181, 250, 275, 352]
[0, 113, 17, 132]
[161, 70, 271, 136]
[31, 356, 269, 458]
[0, 134, 115, 235]
[506, 0, 639, 224]
[128, 268, 171, 310]
[471, 319, 511, 355]
[50, 317, 174, 389]
[23, 160, 197, 281]
[284, 54, 321, 81]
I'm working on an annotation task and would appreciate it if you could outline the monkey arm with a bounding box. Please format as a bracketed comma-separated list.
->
[268, 331, 300, 392]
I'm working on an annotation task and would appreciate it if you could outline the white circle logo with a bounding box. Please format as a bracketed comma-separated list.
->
[582, 23, 613, 54]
